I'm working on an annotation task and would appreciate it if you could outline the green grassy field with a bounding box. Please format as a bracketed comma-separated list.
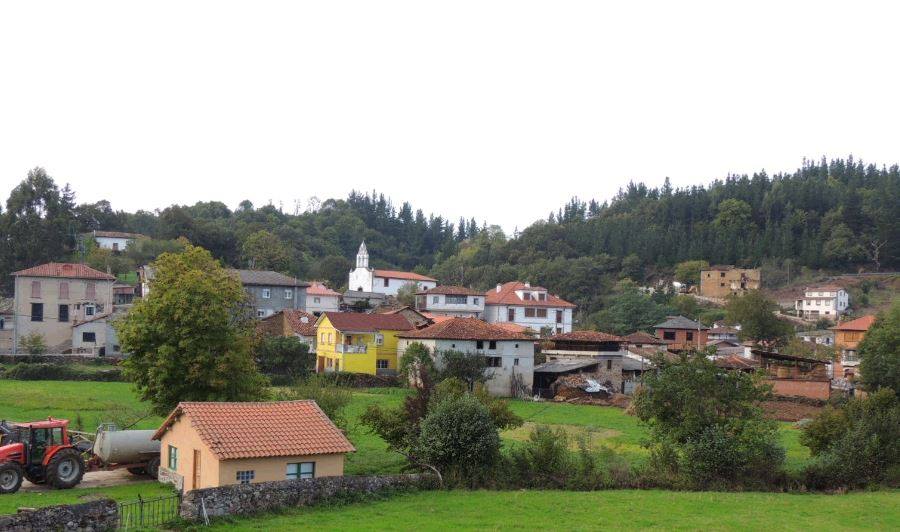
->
[0, 481, 174, 515]
[205, 489, 900, 531]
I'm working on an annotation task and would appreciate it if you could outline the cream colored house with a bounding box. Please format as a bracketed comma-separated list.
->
[11, 263, 116, 352]
[153, 401, 354, 492]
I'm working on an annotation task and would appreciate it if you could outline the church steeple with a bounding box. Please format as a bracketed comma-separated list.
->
[356, 241, 369, 269]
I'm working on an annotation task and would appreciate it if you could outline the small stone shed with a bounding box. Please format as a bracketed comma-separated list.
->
[153, 400, 355, 492]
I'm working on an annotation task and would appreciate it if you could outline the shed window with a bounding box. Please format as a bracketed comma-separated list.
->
[287, 462, 315, 480]
[236, 470, 255, 484]
[167, 445, 178, 470]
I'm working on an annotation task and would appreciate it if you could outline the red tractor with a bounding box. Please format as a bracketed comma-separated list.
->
[0, 418, 86, 494]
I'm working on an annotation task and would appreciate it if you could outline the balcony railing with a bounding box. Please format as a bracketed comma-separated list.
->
[336, 344, 367, 354]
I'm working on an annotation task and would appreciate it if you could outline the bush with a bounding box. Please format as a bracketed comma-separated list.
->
[19, 333, 47, 355]
[1, 362, 125, 382]
[254, 336, 315, 379]
[276, 375, 353, 429]
[437, 350, 488, 391]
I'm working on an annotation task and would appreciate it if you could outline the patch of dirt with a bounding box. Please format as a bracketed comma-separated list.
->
[762, 400, 824, 422]
[18, 469, 148, 493]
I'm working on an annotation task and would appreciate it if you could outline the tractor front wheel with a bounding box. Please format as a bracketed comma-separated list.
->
[0, 463, 24, 494]
[45, 449, 85, 490]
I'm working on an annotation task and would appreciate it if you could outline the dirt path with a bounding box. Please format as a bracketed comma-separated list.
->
[18, 469, 149, 492]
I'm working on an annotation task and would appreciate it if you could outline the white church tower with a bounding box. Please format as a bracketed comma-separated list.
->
[348, 241, 374, 292]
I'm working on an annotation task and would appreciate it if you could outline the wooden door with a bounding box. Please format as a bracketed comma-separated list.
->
[192, 450, 201, 489]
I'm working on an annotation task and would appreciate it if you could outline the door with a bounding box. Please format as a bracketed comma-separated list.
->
[192, 450, 201, 490]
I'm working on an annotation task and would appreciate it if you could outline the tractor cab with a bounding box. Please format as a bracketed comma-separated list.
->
[0, 418, 85, 494]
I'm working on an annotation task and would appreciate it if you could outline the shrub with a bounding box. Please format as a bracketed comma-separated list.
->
[19, 333, 47, 355]
[859, 301, 900, 393]
[399, 342, 434, 385]
[437, 350, 488, 391]
[254, 336, 315, 379]
[1, 362, 125, 382]
[276, 375, 353, 429]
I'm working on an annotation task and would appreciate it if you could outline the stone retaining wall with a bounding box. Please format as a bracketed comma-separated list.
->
[180, 474, 437, 520]
[0, 499, 118, 531]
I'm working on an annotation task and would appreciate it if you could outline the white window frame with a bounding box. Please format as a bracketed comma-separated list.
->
[284, 289, 293, 300]
[85, 304, 96, 317]
[256, 309, 266, 317]
[286, 462, 315, 480]
[261, 288, 271, 299]
[236, 470, 255, 484]
[375, 333, 384, 346]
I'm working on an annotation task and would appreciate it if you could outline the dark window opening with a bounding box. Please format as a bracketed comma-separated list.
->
[58, 305, 69, 323]
[663, 331, 675, 340]
[82, 332, 97, 343]
[30, 303, 43, 322]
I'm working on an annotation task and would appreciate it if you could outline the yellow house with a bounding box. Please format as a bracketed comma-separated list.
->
[152, 401, 355, 492]
[315, 312, 415, 375]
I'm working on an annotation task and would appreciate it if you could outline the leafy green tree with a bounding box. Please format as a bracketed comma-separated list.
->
[438, 350, 488, 391]
[674, 260, 710, 286]
[241, 230, 292, 272]
[310, 255, 352, 290]
[725, 291, 792, 347]
[117, 244, 268, 415]
[399, 342, 435, 383]
[395, 282, 417, 307]
[19, 333, 47, 355]
[254, 336, 315, 379]
[859, 301, 900, 392]
[714, 199, 753, 232]
[587, 280, 672, 334]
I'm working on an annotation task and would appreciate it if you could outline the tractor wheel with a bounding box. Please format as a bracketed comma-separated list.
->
[24, 469, 46, 485]
[146, 456, 160, 479]
[0, 463, 24, 494]
[45, 448, 85, 490]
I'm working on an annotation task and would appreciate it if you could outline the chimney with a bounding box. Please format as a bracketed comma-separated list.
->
[496, 284, 502, 293]
[524, 282, 530, 288]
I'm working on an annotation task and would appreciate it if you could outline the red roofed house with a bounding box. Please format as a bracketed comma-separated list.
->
[397, 317, 534, 396]
[415, 285, 485, 318]
[258, 309, 319, 351]
[304, 281, 341, 315]
[541, 331, 629, 392]
[153, 401, 354, 492]
[484, 282, 575, 336]
[348, 241, 437, 297]
[831, 315, 877, 379]
[11, 263, 116, 353]
[315, 311, 415, 375]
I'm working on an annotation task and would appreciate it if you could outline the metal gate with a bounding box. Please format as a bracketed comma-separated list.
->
[118, 493, 181, 530]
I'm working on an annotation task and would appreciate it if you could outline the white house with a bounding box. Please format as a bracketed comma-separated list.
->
[348, 241, 437, 296]
[304, 282, 341, 315]
[397, 317, 534, 397]
[483, 282, 575, 336]
[795, 285, 849, 321]
[84, 230, 146, 252]
[415, 286, 484, 318]
[71, 309, 125, 356]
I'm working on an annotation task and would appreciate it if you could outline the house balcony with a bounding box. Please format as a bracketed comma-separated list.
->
[336, 344, 368, 354]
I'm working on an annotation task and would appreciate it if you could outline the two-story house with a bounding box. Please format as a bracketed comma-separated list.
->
[314, 312, 414, 375]
[11, 263, 116, 352]
[654, 315, 709, 350]
[347, 242, 437, 296]
[795, 285, 849, 321]
[699, 266, 761, 298]
[831, 315, 876, 379]
[483, 282, 575, 336]
[397, 317, 534, 397]
[304, 282, 341, 315]
[229, 270, 309, 318]
[415, 286, 484, 318]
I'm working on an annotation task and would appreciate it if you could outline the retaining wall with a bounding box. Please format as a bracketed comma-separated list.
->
[0, 499, 118, 532]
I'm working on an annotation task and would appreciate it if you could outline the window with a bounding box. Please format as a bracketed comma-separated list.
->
[476, 340, 484, 349]
[375, 333, 384, 346]
[236, 470, 255, 484]
[663, 331, 676, 340]
[0, 318, 4, 330]
[433, 296, 440, 304]
[257, 309, 266, 317]
[473, 298, 479, 305]
[489, 341, 497, 350]
[720, 272, 726, 278]
[487, 357, 502, 368]
[514, 343, 519, 348]
[59, 282, 69, 299]
[30, 303, 43, 322]
[383, 278, 389, 287]
[286, 462, 315, 480]
[507, 308, 515, 321]
[606, 359, 612, 370]
[538, 293, 546, 301]
[82, 332, 96, 343]
[556, 310, 562, 324]
[327, 333, 333, 344]
[58, 305, 69, 323]
[85, 282, 96, 300]
[376, 359, 389, 369]
[522, 292, 532, 301]
[85, 304, 95, 317]
[446, 295, 467, 304]
[720, 282, 725, 287]
[525, 308, 535, 318]
[284, 289, 293, 299]
[31, 280, 41, 298]
[314, 297, 321, 304]
[261, 288, 271, 299]
[112, 242, 119, 251]
[167, 445, 178, 470]
[536, 309, 547, 318]
[514, 358, 519, 366]
[686, 332, 694, 341]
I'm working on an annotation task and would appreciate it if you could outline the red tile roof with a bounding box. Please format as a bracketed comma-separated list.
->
[807, 285, 843, 291]
[625, 331, 666, 345]
[306, 281, 340, 297]
[282, 309, 318, 336]
[399, 317, 532, 340]
[831, 315, 876, 332]
[372, 269, 437, 282]
[153, 401, 354, 459]
[714, 355, 759, 370]
[491, 322, 532, 334]
[484, 282, 575, 308]
[12, 263, 115, 280]
[550, 330, 626, 342]
[321, 312, 415, 332]
[420, 312, 453, 324]
[417, 285, 482, 296]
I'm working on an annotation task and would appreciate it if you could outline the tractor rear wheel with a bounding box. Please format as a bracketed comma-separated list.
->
[146, 456, 160, 479]
[45, 449, 85, 490]
[0, 463, 24, 494]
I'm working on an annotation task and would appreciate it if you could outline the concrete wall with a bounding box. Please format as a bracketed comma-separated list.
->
[348, 267, 374, 293]
[305, 294, 340, 315]
[72, 318, 121, 355]
[372, 276, 436, 297]
[417, 294, 484, 317]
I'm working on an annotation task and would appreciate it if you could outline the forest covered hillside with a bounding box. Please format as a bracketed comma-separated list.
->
[1, 157, 897, 320]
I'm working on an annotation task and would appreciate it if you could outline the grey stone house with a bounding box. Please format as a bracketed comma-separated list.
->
[229, 270, 309, 318]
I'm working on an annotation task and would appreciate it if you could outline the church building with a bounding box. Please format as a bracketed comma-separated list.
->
[348, 241, 437, 296]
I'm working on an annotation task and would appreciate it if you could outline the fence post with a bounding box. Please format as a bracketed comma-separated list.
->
[138, 494, 144, 528]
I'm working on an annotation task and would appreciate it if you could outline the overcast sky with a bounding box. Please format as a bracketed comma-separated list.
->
[1, 1, 898, 233]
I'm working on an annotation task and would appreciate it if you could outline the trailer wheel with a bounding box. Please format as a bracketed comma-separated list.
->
[146, 456, 160, 479]
[46, 448, 85, 490]
[0, 463, 24, 494]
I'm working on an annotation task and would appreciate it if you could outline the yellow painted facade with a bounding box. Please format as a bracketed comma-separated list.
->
[315, 315, 404, 375]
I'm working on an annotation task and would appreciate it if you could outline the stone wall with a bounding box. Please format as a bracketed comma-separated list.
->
[0, 499, 118, 531]
[180, 474, 437, 520]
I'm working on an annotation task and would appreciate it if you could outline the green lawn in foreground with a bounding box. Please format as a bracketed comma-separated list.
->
[205, 489, 900, 531]
[0, 481, 174, 515]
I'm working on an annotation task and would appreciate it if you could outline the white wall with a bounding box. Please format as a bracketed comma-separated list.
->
[484, 305, 573, 334]
[305, 295, 340, 315]
[72, 319, 121, 355]
[371, 277, 436, 297]
[420, 294, 484, 317]
[348, 267, 374, 293]
[95, 236, 133, 251]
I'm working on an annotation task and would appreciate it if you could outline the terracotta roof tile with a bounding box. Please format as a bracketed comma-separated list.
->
[625, 331, 666, 344]
[282, 309, 318, 336]
[399, 317, 532, 341]
[12, 263, 116, 280]
[485, 282, 575, 308]
[372, 269, 437, 282]
[322, 312, 415, 332]
[417, 285, 483, 296]
[550, 330, 626, 342]
[153, 401, 355, 459]
[306, 281, 340, 297]
[831, 315, 876, 332]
